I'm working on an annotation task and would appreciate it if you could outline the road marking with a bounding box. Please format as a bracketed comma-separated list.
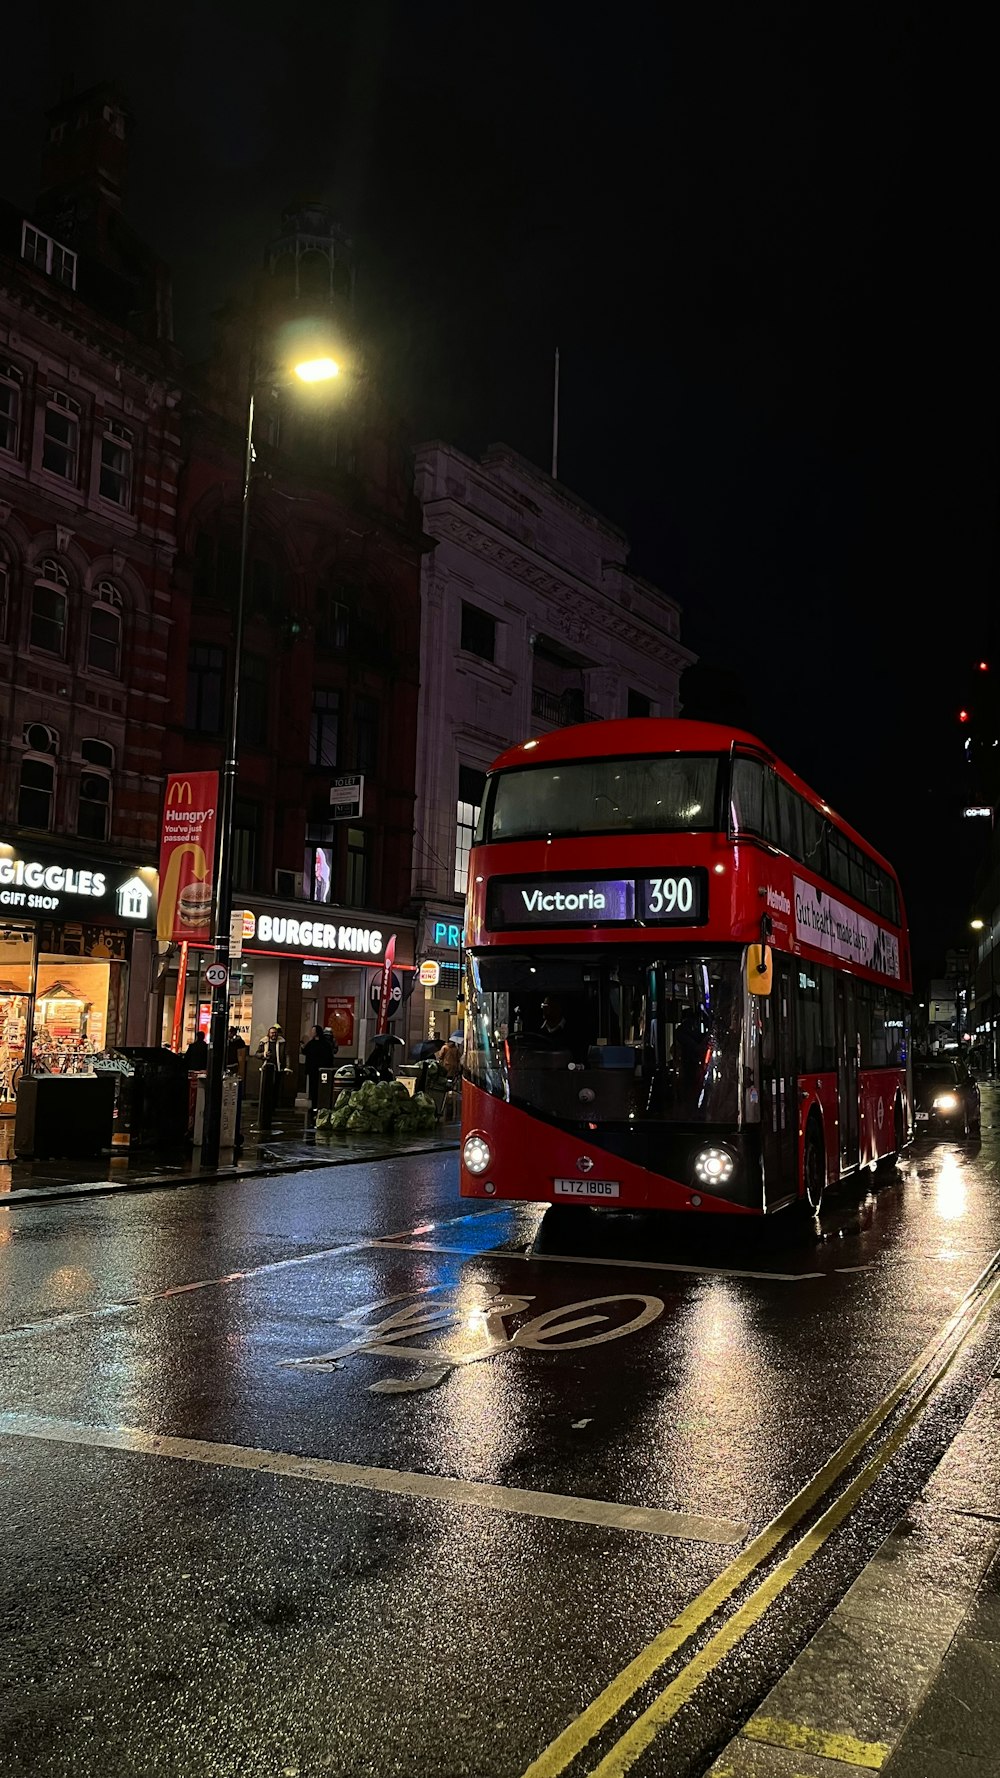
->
[282, 1288, 666, 1393]
[0, 1207, 511, 1345]
[741, 1716, 890, 1768]
[0, 1413, 747, 1546]
[519, 1245, 1000, 1778]
[384, 1239, 825, 1283]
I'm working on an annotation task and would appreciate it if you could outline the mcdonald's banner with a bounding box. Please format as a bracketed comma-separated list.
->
[157, 771, 219, 942]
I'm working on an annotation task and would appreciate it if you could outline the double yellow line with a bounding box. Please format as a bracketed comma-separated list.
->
[521, 1250, 1000, 1778]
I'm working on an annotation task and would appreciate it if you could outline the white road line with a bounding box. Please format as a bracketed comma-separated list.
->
[383, 1239, 824, 1283]
[0, 1207, 510, 1345]
[0, 1413, 747, 1546]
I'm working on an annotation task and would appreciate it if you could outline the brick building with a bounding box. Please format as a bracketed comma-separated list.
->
[163, 205, 427, 1059]
[0, 85, 178, 1103]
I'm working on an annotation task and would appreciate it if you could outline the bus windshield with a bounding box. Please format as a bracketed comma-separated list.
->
[464, 947, 743, 1127]
[482, 754, 720, 842]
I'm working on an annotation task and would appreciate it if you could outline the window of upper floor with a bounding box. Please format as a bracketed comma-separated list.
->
[21, 221, 77, 291]
[41, 391, 80, 482]
[0, 361, 23, 458]
[460, 600, 496, 663]
[30, 560, 70, 657]
[99, 419, 133, 508]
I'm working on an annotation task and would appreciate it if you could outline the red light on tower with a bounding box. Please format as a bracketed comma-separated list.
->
[978, 661, 989, 672]
[959, 709, 970, 723]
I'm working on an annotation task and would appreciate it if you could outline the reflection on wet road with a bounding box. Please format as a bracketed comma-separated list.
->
[1, 1105, 999, 1777]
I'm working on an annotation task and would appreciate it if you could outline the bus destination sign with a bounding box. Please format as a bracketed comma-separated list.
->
[487, 870, 707, 930]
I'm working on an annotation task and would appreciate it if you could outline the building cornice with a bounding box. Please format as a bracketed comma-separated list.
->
[0, 275, 180, 399]
[428, 507, 692, 668]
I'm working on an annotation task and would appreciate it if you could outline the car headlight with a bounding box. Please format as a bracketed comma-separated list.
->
[463, 1133, 492, 1175]
[933, 1093, 959, 1113]
[693, 1146, 735, 1186]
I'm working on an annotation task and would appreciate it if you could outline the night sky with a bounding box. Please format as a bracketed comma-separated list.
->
[4, 6, 997, 983]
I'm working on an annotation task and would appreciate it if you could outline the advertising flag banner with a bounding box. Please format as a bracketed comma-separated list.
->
[157, 772, 220, 943]
[375, 933, 397, 1035]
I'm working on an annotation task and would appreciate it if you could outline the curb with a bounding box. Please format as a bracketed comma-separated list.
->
[707, 1371, 1000, 1776]
[0, 1138, 461, 1210]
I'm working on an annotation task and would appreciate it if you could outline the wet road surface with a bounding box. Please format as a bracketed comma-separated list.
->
[1, 1106, 999, 1776]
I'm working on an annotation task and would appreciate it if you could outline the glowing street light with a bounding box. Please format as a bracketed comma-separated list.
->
[294, 356, 341, 383]
[971, 918, 985, 931]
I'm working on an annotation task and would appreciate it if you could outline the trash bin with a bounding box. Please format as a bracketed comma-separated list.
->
[14, 1074, 117, 1160]
[111, 1047, 188, 1148]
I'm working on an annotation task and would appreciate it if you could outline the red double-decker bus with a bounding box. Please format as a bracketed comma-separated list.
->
[459, 719, 911, 1217]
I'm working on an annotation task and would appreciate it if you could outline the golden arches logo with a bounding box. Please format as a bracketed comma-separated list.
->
[167, 780, 193, 807]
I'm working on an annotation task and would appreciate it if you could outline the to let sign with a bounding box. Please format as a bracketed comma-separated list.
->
[329, 774, 364, 820]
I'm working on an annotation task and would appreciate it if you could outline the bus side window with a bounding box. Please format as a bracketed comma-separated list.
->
[871, 994, 889, 1067]
[820, 969, 837, 1070]
[827, 828, 852, 896]
[856, 979, 873, 1067]
[800, 800, 825, 870]
[778, 780, 803, 861]
[849, 846, 868, 907]
[797, 968, 822, 1071]
[731, 757, 764, 835]
[762, 770, 779, 848]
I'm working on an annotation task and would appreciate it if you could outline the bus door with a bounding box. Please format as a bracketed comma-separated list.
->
[834, 975, 859, 1172]
[760, 955, 797, 1203]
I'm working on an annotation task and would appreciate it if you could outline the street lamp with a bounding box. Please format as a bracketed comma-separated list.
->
[970, 917, 997, 1079]
[200, 341, 343, 1165]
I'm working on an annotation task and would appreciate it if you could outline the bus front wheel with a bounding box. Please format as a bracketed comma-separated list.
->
[801, 1122, 826, 1217]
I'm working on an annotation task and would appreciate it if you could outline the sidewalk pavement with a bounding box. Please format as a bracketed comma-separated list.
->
[709, 1370, 1000, 1776]
[0, 1109, 461, 1208]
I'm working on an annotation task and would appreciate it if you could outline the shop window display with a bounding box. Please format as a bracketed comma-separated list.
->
[0, 927, 34, 1108]
[31, 957, 111, 1073]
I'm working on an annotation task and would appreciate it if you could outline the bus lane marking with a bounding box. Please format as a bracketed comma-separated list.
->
[0, 1413, 747, 1546]
[0, 1207, 511, 1346]
[280, 1287, 666, 1394]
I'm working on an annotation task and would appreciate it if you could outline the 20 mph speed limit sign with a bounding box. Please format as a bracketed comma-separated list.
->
[205, 964, 229, 988]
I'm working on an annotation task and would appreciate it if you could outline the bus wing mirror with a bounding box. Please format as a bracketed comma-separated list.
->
[746, 943, 773, 997]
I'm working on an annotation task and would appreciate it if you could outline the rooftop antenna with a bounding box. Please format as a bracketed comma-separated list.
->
[551, 346, 560, 480]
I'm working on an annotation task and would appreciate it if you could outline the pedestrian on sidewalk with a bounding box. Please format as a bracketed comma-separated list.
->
[302, 1024, 335, 1124]
[257, 1025, 289, 1129]
[184, 1032, 209, 1138]
[227, 1027, 248, 1147]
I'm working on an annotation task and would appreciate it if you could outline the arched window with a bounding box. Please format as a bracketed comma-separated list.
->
[0, 555, 9, 644]
[78, 739, 114, 841]
[88, 581, 123, 675]
[18, 724, 58, 830]
[30, 558, 69, 656]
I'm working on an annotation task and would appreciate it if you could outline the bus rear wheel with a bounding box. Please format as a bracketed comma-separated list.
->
[801, 1122, 826, 1217]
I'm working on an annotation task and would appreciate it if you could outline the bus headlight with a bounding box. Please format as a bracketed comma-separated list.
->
[463, 1133, 492, 1175]
[933, 1093, 959, 1114]
[693, 1146, 735, 1186]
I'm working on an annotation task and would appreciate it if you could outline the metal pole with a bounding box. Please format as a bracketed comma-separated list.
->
[551, 346, 560, 480]
[201, 358, 255, 1166]
[982, 917, 989, 1081]
[170, 941, 189, 1052]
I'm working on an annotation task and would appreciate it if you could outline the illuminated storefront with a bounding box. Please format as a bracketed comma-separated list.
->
[0, 839, 159, 1115]
[405, 904, 465, 1052]
[162, 895, 416, 1071]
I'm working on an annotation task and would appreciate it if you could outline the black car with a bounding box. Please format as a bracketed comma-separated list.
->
[912, 1060, 981, 1136]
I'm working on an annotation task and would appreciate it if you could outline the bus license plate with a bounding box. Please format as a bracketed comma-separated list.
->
[554, 1178, 620, 1199]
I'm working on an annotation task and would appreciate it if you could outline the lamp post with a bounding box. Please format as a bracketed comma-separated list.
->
[200, 344, 342, 1165]
[970, 916, 998, 1080]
